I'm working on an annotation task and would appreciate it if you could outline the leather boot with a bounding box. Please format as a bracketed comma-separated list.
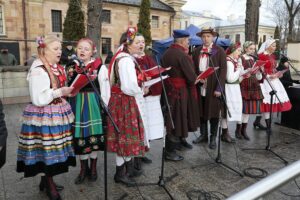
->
[253, 116, 267, 130]
[114, 164, 135, 187]
[125, 159, 143, 177]
[241, 123, 250, 140]
[45, 175, 62, 200]
[235, 124, 243, 139]
[209, 119, 218, 149]
[39, 176, 64, 192]
[89, 158, 98, 181]
[134, 157, 142, 170]
[74, 159, 90, 184]
[221, 128, 235, 143]
[193, 121, 208, 144]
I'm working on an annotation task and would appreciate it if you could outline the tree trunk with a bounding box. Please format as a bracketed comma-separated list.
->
[86, 0, 103, 58]
[245, 0, 261, 43]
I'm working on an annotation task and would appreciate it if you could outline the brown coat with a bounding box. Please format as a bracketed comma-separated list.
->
[161, 44, 199, 138]
[192, 45, 227, 120]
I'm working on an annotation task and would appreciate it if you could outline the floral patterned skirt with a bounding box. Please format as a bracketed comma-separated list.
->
[107, 92, 145, 157]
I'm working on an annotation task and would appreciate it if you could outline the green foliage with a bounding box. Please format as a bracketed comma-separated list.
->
[63, 0, 85, 43]
[137, 0, 152, 46]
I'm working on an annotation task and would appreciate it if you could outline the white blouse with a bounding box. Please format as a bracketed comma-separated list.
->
[27, 59, 63, 107]
[226, 59, 243, 83]
[118, 57, 143, 96]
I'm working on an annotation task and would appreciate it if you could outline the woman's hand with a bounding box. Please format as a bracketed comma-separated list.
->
[60, 86, 74, 97]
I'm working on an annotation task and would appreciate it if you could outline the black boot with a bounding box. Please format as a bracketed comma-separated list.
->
[193, 121, 208, 144]
[180, 137, 193, 149]
[165, 136, 184, 161]
[253, 116, 267, 130]
[45, 175, 62, 200]
[241, 123, 250, 140]
[209, 119, 218, 149]
[39, 176, 64, 192]
[134, 157, 142, 170]
[74, 159, 90, 184]
[89, 158, 98, 182]
[125, 159, 143, 177]
[221, 128, 235, 143]
[114, 164, 135, 187]
[235, 124, 243, 139]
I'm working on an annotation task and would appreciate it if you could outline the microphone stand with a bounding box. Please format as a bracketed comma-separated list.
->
[206, 51, 243, 177]
[134, 50, 177, 200]
[78, 64, 120, 200]
[242, 66, 288, 165]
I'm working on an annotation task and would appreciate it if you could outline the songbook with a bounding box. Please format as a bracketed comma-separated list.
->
[144, 66, 171, 78]
[276, 68, 289, 76]
[144, 75, 169, 87]
[241, 60, 266, 78]
[70, 74, 97, 95]
[196, 67, 219, 80]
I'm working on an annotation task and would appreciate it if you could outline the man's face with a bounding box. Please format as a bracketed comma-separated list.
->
[201, 33, 214, 47]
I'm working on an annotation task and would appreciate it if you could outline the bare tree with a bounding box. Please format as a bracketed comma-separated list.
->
[245, 0, 261, 43]
[86, 0, 103, 58]
[268, 0, 289, 48]
[283, 0, 300, 41]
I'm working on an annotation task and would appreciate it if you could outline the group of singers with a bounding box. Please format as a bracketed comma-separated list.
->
[15, 26, 293, 200]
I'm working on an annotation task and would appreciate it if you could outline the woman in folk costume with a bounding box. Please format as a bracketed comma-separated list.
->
[234, 41, 264, 140]
[258, 38, 292, 128]
[221, 43, 246, 143]
[17, 36, 76, 200]
[107, 27, 149, 186]
[133, 34, 164, 168]
[66, 38, 105, 184]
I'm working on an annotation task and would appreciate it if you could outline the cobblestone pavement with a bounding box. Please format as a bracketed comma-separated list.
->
[1, 104, 300, 200]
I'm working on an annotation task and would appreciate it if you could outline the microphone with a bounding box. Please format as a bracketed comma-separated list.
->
[146, 46, 160, 54]
[70, 55, 84, 68]
[248, 54, 258, 61]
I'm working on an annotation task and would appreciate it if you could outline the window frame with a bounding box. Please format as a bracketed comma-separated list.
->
[51, 10, 62, 33]
[151, 15, 159, 29]
[101, 37, 112, 55]
[0, 5, 6, 35]
[101, 9, 111, 24]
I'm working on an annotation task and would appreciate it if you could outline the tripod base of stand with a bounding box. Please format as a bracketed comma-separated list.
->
[242, 147, 288, 165]
[135, 173, 178, 200]
[215, 156, 244, 177]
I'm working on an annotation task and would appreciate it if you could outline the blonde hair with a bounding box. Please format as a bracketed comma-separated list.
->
[37, 35, 62, 89]
[37, 35, 61, 57]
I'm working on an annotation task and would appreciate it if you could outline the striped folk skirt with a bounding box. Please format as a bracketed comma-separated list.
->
[242, 99, 262, 114]
[69, 92, 104, 155]
[17, 99, 76, 177]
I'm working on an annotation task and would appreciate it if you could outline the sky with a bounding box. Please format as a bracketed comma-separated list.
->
[182, 0, 276, 25]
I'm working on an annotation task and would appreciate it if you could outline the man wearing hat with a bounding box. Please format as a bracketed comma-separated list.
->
[0, 45, 17, 66]
[161, 29, 200, 161]
[192, 27, 227, 149]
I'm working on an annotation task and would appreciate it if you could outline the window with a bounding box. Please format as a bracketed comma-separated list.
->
[225, 35, 230, 39]
[101, 38, 111, 54]
[263, 35, 266, 42]
[0, 5, 5, 35]
[185, 21, 188, 29]
[101, 10, 111, 24]
[235, 34, 240, 43]
[152, 16, 159, 28]
[51, 10, 62, 32]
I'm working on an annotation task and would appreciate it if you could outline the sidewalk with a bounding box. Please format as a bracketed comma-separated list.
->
[1, 103, 299, 200]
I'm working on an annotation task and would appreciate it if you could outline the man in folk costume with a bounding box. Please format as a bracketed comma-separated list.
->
[161, 30, 200, 161]
[192, 27, 227, 149]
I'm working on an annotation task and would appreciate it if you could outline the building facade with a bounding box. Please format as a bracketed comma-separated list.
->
[216, 15, 275, 45]
[0, 0, 186, 64]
